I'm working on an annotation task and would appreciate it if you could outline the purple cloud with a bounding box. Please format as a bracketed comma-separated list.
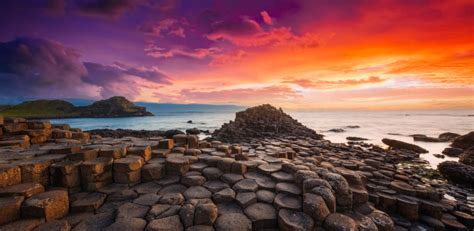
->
[0, 37, 170, 99]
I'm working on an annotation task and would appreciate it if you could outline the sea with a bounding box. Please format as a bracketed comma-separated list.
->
[50, 103, 474, 169]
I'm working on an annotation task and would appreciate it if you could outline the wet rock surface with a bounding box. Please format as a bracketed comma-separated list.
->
[0, 106, 472, 230]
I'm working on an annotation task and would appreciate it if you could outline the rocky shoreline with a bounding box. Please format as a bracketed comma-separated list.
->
[0, 105, 472, 230]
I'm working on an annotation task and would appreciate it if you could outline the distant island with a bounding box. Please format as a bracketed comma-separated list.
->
[0, 96, 153, 119]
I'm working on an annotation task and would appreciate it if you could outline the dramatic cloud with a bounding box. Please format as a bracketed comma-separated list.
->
[75, 0, 145, 18]
[0, 37, 170, 99]
[145, 43, 221, 59]
[260, 11, 273, 25]
[0, 37, 95, 98]
[139, 18, 188, 38]
[283, 76, 385, 89]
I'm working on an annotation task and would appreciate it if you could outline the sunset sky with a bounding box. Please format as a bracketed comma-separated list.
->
[0, 0, 473, 110]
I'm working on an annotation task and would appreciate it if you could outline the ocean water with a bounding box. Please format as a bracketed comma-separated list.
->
[51, 105, 474, 168]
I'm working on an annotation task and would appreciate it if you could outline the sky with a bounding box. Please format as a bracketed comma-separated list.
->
[0, 0, 473, 110]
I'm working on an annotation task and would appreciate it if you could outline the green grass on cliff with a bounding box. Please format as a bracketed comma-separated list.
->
[0, 100, 81, 118]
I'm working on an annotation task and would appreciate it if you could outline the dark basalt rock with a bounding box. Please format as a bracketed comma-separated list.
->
[459, 147, 474, 166]
[382, 138, 428, 153]
[438, 132, 460, 142]
[79, 96, 153, 118]
[212, 104, 322, 142]
[442, 147, 464, 157]
[438, 161, 474, 185]
[164, 129, 185, 139]
[346, 137, 368, 141]
[451, 131, 474, 150]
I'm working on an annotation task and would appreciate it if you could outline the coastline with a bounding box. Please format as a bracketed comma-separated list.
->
[0, 106, 472, 230]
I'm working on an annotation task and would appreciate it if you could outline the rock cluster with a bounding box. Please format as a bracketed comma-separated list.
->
[0, 112, 472, 230]
[439, 132, 474, 185]
[212, 104, 322, 142]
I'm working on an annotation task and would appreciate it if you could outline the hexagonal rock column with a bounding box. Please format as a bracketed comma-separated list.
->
[128, 145, 152, 162]
[165, 156, 190, 175]
[50, 160, 82, 193]
[0, 164, 21, 188]
[141, 163, 164, 181]
[0, 183, 44, 198]
[0, 196, 24, 225]
[80, 157, 113, 191]
[13, 158, 52, 186]
[113, 156, 144, 185]
[21, 190, 69, 221]
[278, 209, 314, 231]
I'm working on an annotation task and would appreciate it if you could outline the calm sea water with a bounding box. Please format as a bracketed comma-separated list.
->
[51, 104, 474, 168]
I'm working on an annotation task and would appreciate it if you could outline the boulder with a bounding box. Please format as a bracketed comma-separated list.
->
[442, 147, 464, 157]
[382, 138, 428, 153]
[438, 161, 474, 185]
[438, 132, 460, 141]
[451, 131, 474, 150]
[459, 147, 474, 166]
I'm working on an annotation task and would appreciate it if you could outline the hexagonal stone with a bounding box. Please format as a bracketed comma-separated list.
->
[212, 188, 236, 203]
[278, 209, 314, 231]
[324, 213, 358, 231]
[256, 190, 276, 204]
[186, 225, 215, 231]
[133, 182, 161, 194]
[179, 204, 195, 228]
[271, 171, 294, 182]
[145, 215, 183, 231]
[159, 184, 187, 195]
[275, 182, 302, 195]
[141, 163, 164, 181]
[22, 190, 69, 221]
[147, 204, 181, 221]
[0, 218, 43, 231]
[165, 156, 189, 176]
[303, 193, 330, 222]
[183, 186, 212, 200]
[0, 183, 44, 198]
[71, 192, 107, 213]
[194, 202, 218, 225]
[116, 202, 149, 219]
[73, 211, 115, 230]
[190, 162, 208, 172]
[104, 217, 147, 231]
[220, 173, 244, 186]
[34, 220, 71, 231]
[232, 179, 258, 192]
[159, 193, 185, 205]
[0, 196, 24, 225]
[216, 202, 242, 216]
[202, 167, 222, 180]
[203, 180, 229, 193]
[182, 175, 206, 187]
[133, 193, 161, 206]
[244, 203, 277, 229]
[258, 164, 281, 174]
[113, 157, 143, 172]
[244, 172, 275, 190]
[236, 192, 257, 208]
[215, 213, 251, 231]
[274, 193, 302, 211]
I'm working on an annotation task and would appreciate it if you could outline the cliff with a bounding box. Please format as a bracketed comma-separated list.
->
[0, 96, 153, 119]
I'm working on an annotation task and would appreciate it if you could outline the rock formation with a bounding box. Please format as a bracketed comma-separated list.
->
[0, 111, 472, 230]
[212, 104, 322, 142]
[382, 138, 429, 153]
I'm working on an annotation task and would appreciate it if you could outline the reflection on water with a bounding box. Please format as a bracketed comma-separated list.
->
[51, 108, 474, 168]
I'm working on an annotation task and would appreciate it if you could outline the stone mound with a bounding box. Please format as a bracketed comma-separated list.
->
[212, 104, 322, 142]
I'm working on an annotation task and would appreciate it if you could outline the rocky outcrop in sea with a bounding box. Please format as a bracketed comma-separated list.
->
[212, 104, 323, 142]
[0, 105, 472, 230]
